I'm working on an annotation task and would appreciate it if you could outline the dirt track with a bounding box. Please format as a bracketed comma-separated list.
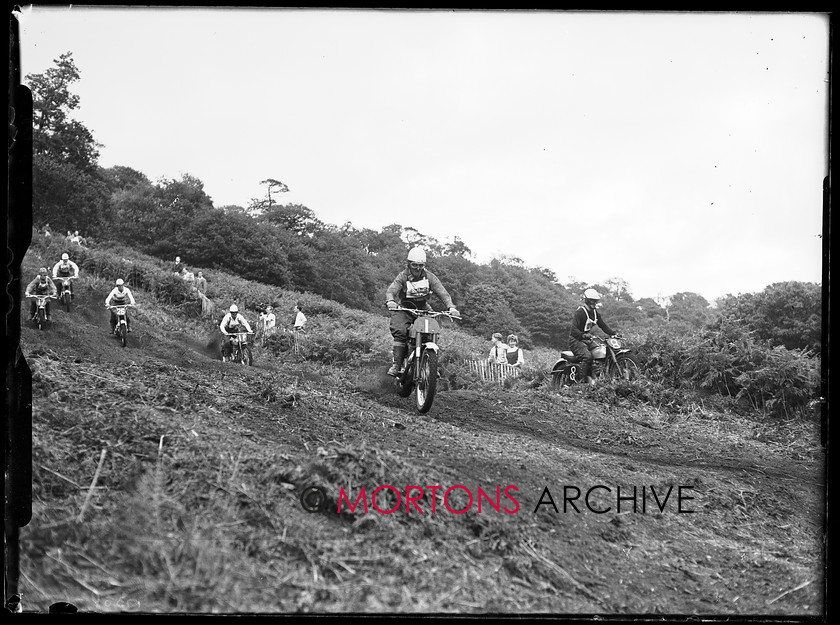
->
[17, 283, 825, 615]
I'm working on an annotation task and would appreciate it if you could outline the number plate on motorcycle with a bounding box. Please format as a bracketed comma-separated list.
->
[413, 317, 440, 333]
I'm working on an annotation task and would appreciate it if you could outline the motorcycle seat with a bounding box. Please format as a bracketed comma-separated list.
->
[560, 350, 579, 362]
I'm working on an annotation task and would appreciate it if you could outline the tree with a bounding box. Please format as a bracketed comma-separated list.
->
[245, 178, 290, 216]
[667, 292, 713, 331]
[716, 282, 821, 351]
[442, 236, 472, 258]
[28, 52, 100, 172]
[603, 277, 633, 302]
[260, 204, 323, 236]
[27, 52, 110, 233]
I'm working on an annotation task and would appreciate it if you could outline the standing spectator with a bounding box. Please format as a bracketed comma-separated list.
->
[505, 334, 525, 368]
[195, 271, 207, 294]
[173, 256, 183, 274]
[487, 333, 509, 365]
[182, 267, 195, 285]
[293, 303, 307, 332]
[42, 223, 52, 238]
[65, 230, 74, 244]
[260, 305, 277, 340]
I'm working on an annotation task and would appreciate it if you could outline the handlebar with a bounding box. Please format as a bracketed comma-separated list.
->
[106, 304, 136, 309]
[391, 306, 462, 321]
[27, 294, 57, 299]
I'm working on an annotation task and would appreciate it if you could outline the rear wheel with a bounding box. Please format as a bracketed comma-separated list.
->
[415, 350, 438, 414]
[551, 370, 570, 389]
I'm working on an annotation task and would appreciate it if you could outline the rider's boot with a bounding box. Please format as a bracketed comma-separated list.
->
[387, 345, 406, 377]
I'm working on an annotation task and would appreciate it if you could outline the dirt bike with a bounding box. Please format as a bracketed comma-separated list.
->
[56, 276, 76, 312]
[393, 305, 461, 414]
[107, 304, 135, 348]
[224, 331, 254, 365]
[550, 335, 639, 388]
[27, 293, 57, 330]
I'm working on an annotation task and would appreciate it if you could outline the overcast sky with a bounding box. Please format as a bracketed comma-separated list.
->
[17, 7, 829, 303]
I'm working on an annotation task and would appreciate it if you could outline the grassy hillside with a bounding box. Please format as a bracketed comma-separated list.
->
[13, 237, 825, 615]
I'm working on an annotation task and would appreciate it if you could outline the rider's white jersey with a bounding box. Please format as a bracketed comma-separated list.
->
[220, 312, 253, 334]
[105, 287, 136, 306]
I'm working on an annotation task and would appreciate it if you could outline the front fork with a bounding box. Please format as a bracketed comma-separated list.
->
[407, 334, 439, 382]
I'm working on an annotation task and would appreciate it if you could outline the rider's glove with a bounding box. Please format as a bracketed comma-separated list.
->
[386, 301, 398, 311]
[448, 307, 460, 317]
[582, 332, 592, 341]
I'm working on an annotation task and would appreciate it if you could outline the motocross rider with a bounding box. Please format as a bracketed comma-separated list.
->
[25, 268, 57, 321]
[52, 252, 80, 298]
[220, 304, 254, 362]
[569, 288, 618, 384]
[105, 278, 137, 334]
[384, 247, 459, 377]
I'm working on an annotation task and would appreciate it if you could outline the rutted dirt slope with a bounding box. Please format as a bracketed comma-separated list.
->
[16, 278, 825, 615]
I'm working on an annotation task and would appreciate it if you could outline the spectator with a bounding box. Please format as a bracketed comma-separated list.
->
[293, 303, 307, 332]
[261, 305, 277, 337]
[182, 267, 195, 284]
[65, 230, 73, 244]
[42, 223, 52, 238]
[195, 271, 207, 294]
[173, 256, 183, 274]
[487, 333, 509, 365]
[70, 230, 86, 247]
[505, 334, 525, 368]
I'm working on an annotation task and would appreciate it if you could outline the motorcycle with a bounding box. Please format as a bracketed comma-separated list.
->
[27, 294, 57, 330]
[107, 304, 135, 348]
[550, 335, 639, 388]
[224, 331, 254, 365]
[393, 305, 461, 414]
[56, 276, 76, 312]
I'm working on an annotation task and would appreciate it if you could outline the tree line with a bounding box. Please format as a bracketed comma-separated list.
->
[28, 52, 822, 354]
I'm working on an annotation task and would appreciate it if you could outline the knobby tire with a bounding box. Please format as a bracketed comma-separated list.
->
[415, 350, 438, 414]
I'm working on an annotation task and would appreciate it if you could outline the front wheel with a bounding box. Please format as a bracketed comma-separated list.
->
[118, 324, 127, 348]
[242, 345, 253, 366]
[37, 308, 46, 330]
[63, 292, 71, 313]
[415, 350, 438, 414]
[615, 355, 640, 381]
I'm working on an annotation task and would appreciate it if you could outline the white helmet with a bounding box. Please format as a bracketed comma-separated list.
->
[115, 278, 124, 286]
[583, 288, 601, 301]
[407, 247, 426, 264]
[229, 304, 239, 313]
[61, 253, 69, 261]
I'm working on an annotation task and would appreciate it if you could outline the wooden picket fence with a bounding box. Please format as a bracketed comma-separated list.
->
[465, 360, 521, 384]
